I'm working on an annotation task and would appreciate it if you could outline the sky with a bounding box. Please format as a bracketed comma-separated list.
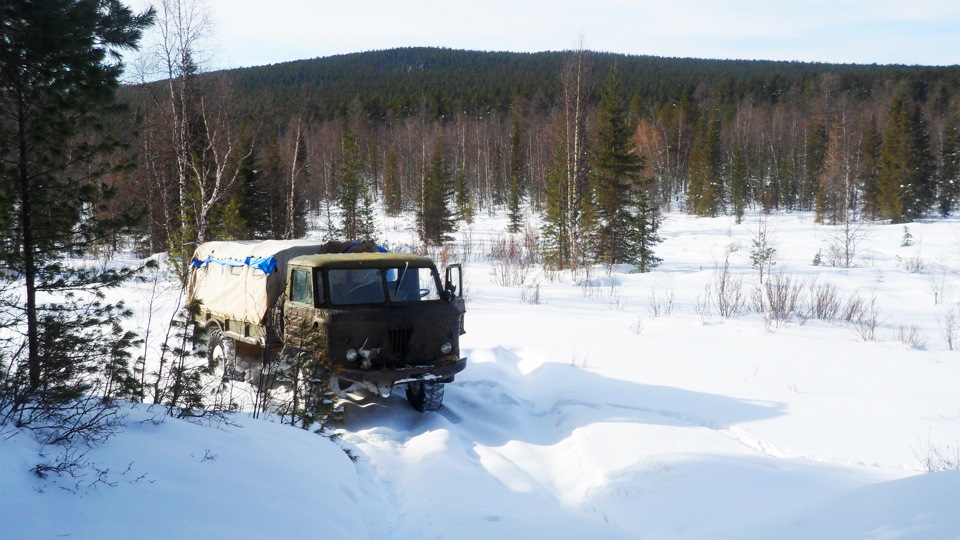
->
[126, 0, 960, 69]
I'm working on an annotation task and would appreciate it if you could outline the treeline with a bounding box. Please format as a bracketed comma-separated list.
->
[117, 46, 960, 274]
[224, 47, 958, 121]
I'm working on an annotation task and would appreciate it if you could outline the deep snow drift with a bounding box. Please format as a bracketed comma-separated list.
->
[3, 210, 960, 539]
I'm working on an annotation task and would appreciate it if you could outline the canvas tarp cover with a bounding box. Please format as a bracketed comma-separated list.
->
[188, 240, 329, 326]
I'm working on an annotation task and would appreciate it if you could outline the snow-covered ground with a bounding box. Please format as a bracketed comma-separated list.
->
[3, 209, 960, 539]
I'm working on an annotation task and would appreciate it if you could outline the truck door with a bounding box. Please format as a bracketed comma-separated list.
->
[445, 264, 465, 335]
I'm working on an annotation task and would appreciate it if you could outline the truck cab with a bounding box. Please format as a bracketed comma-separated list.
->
[283, 253, 466, 411]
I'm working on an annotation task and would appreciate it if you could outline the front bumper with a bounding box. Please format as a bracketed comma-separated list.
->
[337, 357, 467, 387]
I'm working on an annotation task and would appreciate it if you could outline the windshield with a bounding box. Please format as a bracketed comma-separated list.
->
[328, 268, 385, 305]
[387, 265, 441, 302]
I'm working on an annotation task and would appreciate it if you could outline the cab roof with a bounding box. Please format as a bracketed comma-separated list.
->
[289, 253, 437, 270]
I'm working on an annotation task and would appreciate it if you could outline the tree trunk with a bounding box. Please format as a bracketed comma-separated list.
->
[17, 91, 41, 391]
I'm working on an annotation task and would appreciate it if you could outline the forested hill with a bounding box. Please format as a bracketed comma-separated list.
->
[221, 47, 959, 121]
[124, 46, 960, 263]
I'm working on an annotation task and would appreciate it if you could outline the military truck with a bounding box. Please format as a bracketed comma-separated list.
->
[187, 239, 466, 412]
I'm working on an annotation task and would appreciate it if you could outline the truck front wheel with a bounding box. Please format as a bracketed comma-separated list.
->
[406, 381, 444, 412]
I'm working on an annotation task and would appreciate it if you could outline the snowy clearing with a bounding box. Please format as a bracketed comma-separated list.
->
[3, 209, 960, 539]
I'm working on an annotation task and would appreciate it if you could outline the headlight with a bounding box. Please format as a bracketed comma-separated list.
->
[346, 349, 359, 362]
[440, 342, 453, 354]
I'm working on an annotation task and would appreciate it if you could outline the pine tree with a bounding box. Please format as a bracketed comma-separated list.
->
[418, 138, 455, 245]
[0, 0, 154, 421]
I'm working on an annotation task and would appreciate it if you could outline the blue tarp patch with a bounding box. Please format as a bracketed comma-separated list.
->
[191, 255, 277, 275]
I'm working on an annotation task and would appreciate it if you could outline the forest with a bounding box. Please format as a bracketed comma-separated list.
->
[6, 4, 960, 533]
[114, 44, 960, 276]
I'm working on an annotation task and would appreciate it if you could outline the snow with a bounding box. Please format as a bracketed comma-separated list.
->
[3, 209, 960, 539]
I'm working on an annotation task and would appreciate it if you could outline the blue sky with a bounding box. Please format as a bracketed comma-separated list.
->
[129, 0, 960, 68]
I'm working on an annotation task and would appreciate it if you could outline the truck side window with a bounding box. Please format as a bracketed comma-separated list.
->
[313, 271, 325, 305]
[290, 268, 313, 305]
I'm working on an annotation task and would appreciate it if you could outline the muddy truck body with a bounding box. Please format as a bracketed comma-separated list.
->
[187, 239, 466, 412]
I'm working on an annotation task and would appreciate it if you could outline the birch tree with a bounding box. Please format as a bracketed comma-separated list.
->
[146, 0, 254, 280]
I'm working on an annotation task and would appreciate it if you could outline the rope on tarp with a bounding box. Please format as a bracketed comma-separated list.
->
[190, 255, 278, 274]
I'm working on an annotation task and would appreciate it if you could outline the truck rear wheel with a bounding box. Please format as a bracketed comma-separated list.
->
[406, 381, 444, 412]
[208, 327, 242, 383]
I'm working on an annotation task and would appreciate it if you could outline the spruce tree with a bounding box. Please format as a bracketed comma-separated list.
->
[878, 92, 936, 222]
[491, 142, 505, 207]
[588, 68, 659, 269]
[730, 147, 749, 224]
[940, 111, 960, 216]
[802, 122, 828, 211]
[686, 111, 723, 216]
[878, 95, 909, 221]
[507, 120, 525, 233]
[383, 146, 404, 216]
[541, 139, 572, 269]
[227, 149, 266, 239]
[630, 177, 663, 272]
[859, 118, 883, 220]
[902, 101, 936, 219]
[455, 162, 473, 224]
[336, 128, 376, 240]
[418, 138, 455, 245]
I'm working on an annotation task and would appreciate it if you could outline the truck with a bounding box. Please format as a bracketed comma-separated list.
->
[187, 239, 466, 412]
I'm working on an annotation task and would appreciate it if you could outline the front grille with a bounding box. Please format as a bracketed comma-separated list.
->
[388, 327, 413, 361]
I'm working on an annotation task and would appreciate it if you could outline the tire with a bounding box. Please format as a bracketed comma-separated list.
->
[406, 381, 444, 412]
[208, 327, 241, 382]
[335, 377, 354, 394]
